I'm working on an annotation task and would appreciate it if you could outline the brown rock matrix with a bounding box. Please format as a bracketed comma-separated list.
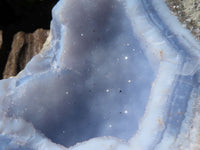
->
[3, 28, 49, 79]
[166, 0, 200, 41]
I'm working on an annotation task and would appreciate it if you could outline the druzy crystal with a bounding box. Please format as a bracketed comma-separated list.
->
[0, 0, 200, 150]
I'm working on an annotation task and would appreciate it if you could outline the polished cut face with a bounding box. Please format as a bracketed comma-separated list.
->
[0, 0, 200, 150]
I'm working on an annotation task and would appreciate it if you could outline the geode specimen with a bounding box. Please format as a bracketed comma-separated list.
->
[3, 29, 49, 79]
[0, 0, 200, 150]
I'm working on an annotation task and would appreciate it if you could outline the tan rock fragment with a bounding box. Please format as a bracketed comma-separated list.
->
[3, 28, 49, 79]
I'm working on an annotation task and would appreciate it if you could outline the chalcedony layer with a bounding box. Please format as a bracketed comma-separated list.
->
[0, 0, 200, 150]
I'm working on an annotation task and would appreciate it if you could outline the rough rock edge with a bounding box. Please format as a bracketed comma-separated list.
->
[165, 0, 200, 41]
[3, 28, 49, 79]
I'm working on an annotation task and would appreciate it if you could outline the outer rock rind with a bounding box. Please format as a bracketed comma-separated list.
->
[3, 28, 49, 79]
[166, 0, 200, 41]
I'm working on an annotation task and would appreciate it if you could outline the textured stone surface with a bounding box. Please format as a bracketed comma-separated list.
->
[3, 28, 49, 78]
[0, 0, 57, 79]
[166, 0, 200, 40]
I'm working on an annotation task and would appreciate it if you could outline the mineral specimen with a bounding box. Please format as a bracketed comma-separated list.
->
[0, 0, 200, 150]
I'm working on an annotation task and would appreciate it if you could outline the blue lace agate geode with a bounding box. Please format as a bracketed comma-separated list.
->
[0, 0, 200, 150]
